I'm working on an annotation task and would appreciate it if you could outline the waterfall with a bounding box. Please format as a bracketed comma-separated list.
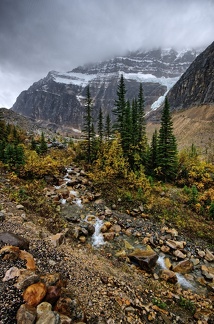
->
[157, 255, 194, 290]
[92, 218, 105, 247]
[73, 198, 83, 208]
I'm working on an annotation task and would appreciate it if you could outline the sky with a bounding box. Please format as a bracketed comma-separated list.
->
[0, 0, 214, 108]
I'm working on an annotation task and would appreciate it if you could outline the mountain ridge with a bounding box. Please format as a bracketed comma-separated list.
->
[12, 47, 199, 130]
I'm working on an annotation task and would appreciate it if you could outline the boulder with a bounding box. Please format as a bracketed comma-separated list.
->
[54, 297, 85, 321]
[159, 269, 178, 284]
[16, 304, 37, 324]
[128, 249, 158, 272]
[0, 211, 5, 222]
[3, 266, 21, 282]
[173, 250, 187, 259]
[173, 260, 194, 274]
[36, 302, 52, 318]
[23, 282, 47, 307]
[0, 232, 29, 250]
[15, 269, 40, 290]
[205, 249, 214, 262]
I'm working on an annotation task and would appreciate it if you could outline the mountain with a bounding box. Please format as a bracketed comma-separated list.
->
[146, 42, 214, 157]
[12, 48, 199, 133]
[167, 41, 214, 110]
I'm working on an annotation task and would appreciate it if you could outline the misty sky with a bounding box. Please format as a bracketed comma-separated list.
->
[0, 0, 214, 108]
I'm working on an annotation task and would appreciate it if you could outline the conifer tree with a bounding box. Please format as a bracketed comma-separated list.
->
[97, 107, 104, 142]
[83, 85, 93, 163]
[39, 132, 48, 155]
[148, 129, 158, 175]
[104, 114, 111, 141]
[113, 74, 126, 138]
[157, 97, 178, 182]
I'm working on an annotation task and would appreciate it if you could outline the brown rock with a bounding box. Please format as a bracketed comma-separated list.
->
[44, 286, 61, 305]
[54, 297, 85, 321]
[128, 249, 158, 272]
[103, 232, 115, 241]
[16, 303, 37, 324]
[109, 224, 121, 233]
[205, 249, 214, 262]
[40, 273, 62, 287]
[159, 269, 178, 284]
[19, 250, 36, 270]
[173, 260, 194, 274]
[50, 233, 64, 247]
[173, 250, 187, 259]
[0, 245, 20, 260]
[15, 269, 39, 290]
[36, 302, 52, 318]
[23, 282, 47, 307]
[160, 245, 170, 253]
[59, 314, 72, 324]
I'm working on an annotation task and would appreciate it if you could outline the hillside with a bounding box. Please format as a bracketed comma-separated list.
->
[147, 104, 214, 160]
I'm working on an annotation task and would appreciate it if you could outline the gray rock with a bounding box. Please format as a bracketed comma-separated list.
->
[16, 304, 37, 324]
[0, 212, 5, 222]
[0, 231, 30, 250]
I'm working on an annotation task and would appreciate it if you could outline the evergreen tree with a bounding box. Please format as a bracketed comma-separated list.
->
[137, 83, 146, 142]
[82, 85, 93, 163]
[39, 132, 48, 155]
[113, 74, 126, 138]
[104, 114, 111, 141]
[0, 110, 5, 140]
[157, 97, 178, 182]
[148, 129, 158, 175]
[30, 137, 37, 150]
[97, 107, 104, 142]
[131, 99, 138, 147]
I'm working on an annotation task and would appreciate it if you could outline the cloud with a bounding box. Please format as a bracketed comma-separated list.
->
[0, 0, 214, 107]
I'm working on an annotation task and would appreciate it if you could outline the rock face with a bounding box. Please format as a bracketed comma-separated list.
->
[167, 41, 214, 110]
[12, 48, 199, 132]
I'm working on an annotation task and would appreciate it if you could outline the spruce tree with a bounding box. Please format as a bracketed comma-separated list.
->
[83, 85, 93, 164]
[148, 129, 158, 175]
[39, 132, 48, 155]
[157, 97, 178, 182]
[97, 107, 104, 142]
[104, 114, 111, 141]
[113, 74, 126, 138]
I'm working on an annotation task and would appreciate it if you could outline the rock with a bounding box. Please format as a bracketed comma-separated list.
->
[109, 224, 121, 233]
[104, 208, 112, 216]
[23, 282, 47, 307]
[166, 239, 185, 250]
[44, 286, 61, 305]
[40, 273, 62, 287]
[3, 266, 20, 282]
[79, 236, 86, 243]
[36, 302, 52, 318]
[165, 228, 178, 237]
[0, 211, 5, 221]
[164, 258, 172, 269]
[15, 269, 40, 290]
[36, 310, 60, 324]
[59, 314, 72, 323]
[115, 250, 127, 257]
[160, 245, 170, 253]
[128, 249, 158, 272]
[159, 269, 178, 284]
[0, 245, 20, 260]
[50, 233, 65, 247]
[54, 297, 85, 321]
[201, 265, 214, 280]
[172, 260, 194, 274]
[197, 250, 205, 258]
[205, 249, 214, 262]
[173, 250, 187, 259]
[103, 232, 115, 241]
[16, 303, 37, 324]
[190, 258, 200, 266]
[124, 240, 134, 250]
[19, 250, 36, 270]
[0, 232, 29, 250]
[16, 204, 25, 210]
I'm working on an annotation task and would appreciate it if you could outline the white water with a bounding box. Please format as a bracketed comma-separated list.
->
[157, 256, 194, 290]
[73, 198, 83, 208]
[92, 218, 105, 247]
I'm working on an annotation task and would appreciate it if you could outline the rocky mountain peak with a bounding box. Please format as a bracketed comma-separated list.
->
[12, 48, 200, 132]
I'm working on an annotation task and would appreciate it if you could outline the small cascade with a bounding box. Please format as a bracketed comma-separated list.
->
[60, 198, 67, 205]
[73, 198, 83, 208]
[92, 218, 105, 247]
[157, 255, 194, 290]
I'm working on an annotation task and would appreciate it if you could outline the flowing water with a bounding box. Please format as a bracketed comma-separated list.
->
[157, 255, 194, 290]
[91, 218, 105, 247]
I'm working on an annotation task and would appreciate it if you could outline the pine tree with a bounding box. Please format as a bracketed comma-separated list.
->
[157, 97, 178, 182]
[82, 85, 93, 164]
[113, 74, 126, 138]
[39, 132, 48, 155]
[148, 129, 158, 175]
[104, 114, 111, 141]
[0, 110, 6, 140]
[97, 107, 104, 142]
